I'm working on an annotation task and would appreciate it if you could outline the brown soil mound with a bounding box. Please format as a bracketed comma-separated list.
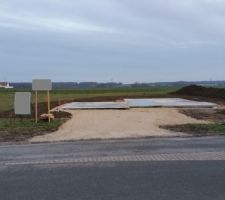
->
[173, 85, 225, 100]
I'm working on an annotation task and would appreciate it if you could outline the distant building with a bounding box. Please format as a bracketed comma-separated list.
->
[0, 82, 14, 89]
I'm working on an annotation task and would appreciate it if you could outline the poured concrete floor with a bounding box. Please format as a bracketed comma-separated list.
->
[30, 108, 208, 142]
[60, 98, 216, 110]
[125, 98, 216, 108]
[62, 101, 129, 109]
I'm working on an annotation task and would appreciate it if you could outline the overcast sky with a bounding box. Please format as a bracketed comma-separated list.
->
[0, 0, 225, 83]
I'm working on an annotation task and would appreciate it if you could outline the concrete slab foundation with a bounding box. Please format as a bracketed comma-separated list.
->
[61, 102, 130, 110]
[60, 98, 216, 110]
[125, 98, 216, 108]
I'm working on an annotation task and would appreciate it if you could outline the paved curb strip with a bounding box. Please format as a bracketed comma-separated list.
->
[3, 151, 225, 166]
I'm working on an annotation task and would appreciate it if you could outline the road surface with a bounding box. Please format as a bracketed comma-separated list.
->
[1, 137, 225, 200]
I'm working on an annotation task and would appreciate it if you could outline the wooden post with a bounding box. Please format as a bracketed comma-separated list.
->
[35, 91, 38, 123]
[47, 90, 50, 123]
[58, 96, 61, 107]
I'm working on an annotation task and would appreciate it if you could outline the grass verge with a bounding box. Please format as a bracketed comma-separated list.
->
[161, 123, 225, 136]
[0, 118, 67, 142]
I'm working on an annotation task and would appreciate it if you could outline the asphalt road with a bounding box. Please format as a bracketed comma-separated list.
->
[1, 137, 225, 200]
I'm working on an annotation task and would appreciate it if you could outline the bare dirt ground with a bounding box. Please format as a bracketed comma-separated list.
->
[179, 107, 225, 122]
[30, 108, 208, 142]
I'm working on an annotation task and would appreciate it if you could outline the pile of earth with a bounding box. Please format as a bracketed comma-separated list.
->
[172, 85, 225, 104]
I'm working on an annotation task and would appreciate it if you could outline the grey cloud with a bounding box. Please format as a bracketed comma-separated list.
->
[1, 0, 225, 46]
[0, 0, 225, 82]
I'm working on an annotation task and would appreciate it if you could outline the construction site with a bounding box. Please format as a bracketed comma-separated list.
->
[1, 84, 225, 143]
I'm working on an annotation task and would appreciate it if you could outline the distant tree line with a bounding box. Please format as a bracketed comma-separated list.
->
[8, 81, 225, 90]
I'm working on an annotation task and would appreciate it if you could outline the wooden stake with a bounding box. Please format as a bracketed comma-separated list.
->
[47, 90, 50, 123]
[35, 91, 38, 123]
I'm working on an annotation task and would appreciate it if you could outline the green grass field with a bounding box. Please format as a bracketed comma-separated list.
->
[0, 87, 177, 112]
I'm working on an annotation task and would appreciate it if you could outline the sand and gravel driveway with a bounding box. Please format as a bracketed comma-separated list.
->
[30, 108, 207, 142]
